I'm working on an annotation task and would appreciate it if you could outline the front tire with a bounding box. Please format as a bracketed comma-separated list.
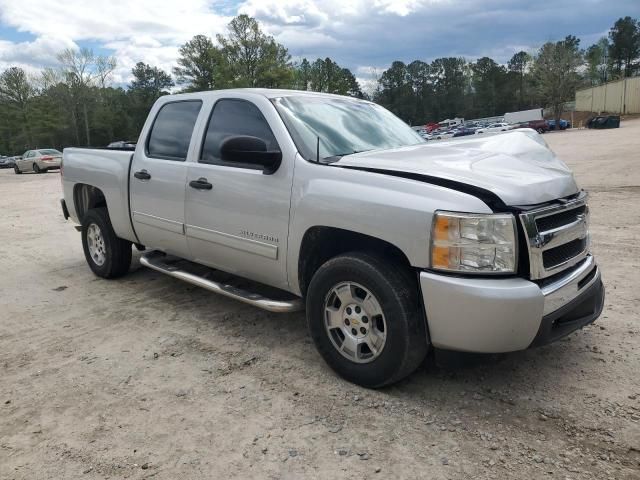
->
[14, 165, 21, 174]
[306, 252, 428, 388]
[81, 207, 132, 278]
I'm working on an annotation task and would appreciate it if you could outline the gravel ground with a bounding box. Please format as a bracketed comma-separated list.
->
[1, 121, 639, 479]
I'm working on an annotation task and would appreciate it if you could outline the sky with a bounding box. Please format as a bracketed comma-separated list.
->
[0, 0, 638, 92]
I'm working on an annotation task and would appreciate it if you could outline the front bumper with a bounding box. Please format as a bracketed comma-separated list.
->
[419, 255, 604, 353]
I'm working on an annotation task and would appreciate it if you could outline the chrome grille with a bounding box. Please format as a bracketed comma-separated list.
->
[542, 237, 587, 269]
[519, 192, 590, 280]
[535, 205, 586, 232]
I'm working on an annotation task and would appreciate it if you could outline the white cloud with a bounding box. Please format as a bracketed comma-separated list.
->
[0, 0, 635, 88]
[239, 0, 435, 25]
[0, 0, 231, 84]
[0, 35, 77, 72]
[0, 0, 229, 41]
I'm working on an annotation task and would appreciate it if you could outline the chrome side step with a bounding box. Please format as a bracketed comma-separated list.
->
[140, 250, 304, 313]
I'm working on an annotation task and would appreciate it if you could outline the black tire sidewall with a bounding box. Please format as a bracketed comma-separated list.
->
[306, 254, 422, 387]
[14, 166, 20, 174]
[81, 208, 129, 278]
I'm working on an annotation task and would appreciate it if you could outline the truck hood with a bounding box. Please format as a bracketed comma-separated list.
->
[335, 129, 579, 206]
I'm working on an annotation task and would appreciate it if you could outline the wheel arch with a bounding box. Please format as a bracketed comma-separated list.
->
[73, 183, 108, 224]
[297, 226, 414, 298]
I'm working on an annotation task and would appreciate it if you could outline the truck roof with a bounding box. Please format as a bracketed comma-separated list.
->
[165, 88, 368, 102]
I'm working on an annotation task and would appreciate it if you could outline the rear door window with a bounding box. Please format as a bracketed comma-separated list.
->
[147, 101, 202, 161]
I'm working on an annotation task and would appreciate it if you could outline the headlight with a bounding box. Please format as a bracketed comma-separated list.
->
[430, 211, 517, 274]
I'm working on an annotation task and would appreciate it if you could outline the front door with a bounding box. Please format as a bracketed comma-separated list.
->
[18, 151, 33, 171]
[130, 100, 202, 258]
[184, 97, 294, 290]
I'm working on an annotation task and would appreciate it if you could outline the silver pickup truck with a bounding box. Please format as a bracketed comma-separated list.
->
[60, 89, 604, 387]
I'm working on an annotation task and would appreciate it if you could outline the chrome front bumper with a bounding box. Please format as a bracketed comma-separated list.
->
[420, 255, 603, 353]
[540, 254, 598, 315]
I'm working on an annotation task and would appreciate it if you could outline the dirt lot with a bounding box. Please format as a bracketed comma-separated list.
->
[1, 122, 639, 480]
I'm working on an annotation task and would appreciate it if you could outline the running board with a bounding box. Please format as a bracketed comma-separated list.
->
[140, 250, 304, 313]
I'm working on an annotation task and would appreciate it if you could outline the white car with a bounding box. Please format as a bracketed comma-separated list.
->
[426, 129, 455, 140]
[475, 122, 512, 134]
[14, 149, 62, 174]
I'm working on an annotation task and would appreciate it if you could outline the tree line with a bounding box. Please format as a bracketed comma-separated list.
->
[0, 14, 638, 155]
[373, 16, 639, 125]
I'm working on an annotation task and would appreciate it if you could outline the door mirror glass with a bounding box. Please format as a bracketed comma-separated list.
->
[220, 135, 282, 175]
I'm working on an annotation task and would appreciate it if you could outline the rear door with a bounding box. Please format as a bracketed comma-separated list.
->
[129, 99, 202, 257]
[184, 96, 295, 290]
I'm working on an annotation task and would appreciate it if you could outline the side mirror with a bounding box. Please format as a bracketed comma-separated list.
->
[219, 135, 282, 175]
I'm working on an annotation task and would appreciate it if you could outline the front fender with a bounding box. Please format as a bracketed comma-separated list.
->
[287, 159, 492, 295]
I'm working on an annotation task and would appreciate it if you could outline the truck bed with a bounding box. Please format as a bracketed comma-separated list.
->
[61, 147, 137, 243]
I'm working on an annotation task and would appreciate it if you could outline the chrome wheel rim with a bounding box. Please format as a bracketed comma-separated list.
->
[87, 223, 106, 266]
[323, 282, 387, 364]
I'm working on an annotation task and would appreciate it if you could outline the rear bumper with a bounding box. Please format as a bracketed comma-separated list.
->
[419, 255, 603, 353]
[40, 159, 61, 169]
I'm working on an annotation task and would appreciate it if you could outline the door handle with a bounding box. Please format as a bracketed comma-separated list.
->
[134, 169, 151, 180]
[189, 177, 213, 190]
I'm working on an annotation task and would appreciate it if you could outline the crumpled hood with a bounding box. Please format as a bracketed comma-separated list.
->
[335, 129, 579, 206]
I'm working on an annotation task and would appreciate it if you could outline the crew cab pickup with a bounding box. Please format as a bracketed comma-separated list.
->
[60, 89, 604, 387]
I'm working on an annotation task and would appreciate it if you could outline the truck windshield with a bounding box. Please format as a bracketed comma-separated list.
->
[272, 96, 424, 162]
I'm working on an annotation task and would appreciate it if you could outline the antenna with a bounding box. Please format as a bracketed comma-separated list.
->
[316, 136, 320, 163]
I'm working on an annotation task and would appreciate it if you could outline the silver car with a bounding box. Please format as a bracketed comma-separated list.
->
[14, 149, 62, 174]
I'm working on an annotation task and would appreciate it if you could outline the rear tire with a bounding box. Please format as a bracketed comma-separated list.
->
[537, 128, 544, 134]
[306, 252, 428, 388]
[14, 165, 21, 174]
[33, 163, 41, 174]
[81, 207, 132, 279]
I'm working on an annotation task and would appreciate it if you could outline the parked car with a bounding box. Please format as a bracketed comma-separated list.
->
[4, 156, 20, 168]
[452, 127, 476, 137]
[547, 119, 571, 130]
[425, 128, 456, 140]
[413, 128, 429, 139]
[517, 119, 549, 134]
[586, 115, 620, 129]
[60, 89, 604, 388]
[475, 122, 513, 134]
[14, 149, 62, 174]
[107, 140, 137, 149]
[0, 156, 11, 169]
